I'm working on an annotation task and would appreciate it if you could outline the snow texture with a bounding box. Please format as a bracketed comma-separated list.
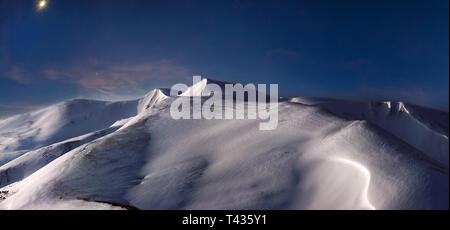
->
[0, 79, 448, 210]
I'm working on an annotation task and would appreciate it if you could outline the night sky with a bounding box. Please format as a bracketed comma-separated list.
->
[0, 0, 448, 117]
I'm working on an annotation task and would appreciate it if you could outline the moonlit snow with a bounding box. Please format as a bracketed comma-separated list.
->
[0, 79, 448, 210]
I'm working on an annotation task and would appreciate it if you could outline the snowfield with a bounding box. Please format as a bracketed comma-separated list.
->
[0, 79, 448, 210]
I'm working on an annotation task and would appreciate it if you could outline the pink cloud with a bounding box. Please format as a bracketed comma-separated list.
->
[42, 59, 191, 91]
[2, 65, 30, 84]
[0, 102, 44, 110]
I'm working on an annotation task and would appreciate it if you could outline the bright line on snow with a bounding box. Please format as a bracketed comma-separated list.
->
[333, 158, 376, 210]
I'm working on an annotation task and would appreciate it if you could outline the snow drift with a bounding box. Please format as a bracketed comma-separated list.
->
[0, 79, 448, 210]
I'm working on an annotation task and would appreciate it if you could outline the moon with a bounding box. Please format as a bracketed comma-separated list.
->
[38, 0, 47, 10]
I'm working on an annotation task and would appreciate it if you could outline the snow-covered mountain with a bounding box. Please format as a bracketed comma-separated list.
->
[0, 79, 448, 210]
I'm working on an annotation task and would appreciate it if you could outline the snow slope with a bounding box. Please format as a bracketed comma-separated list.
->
[0, 99, 139, 166]
[290, 98, 449, 167]
[0, 79, 448, 210]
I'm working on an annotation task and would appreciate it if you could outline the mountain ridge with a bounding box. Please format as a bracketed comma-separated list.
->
[0, 80, 448, 210]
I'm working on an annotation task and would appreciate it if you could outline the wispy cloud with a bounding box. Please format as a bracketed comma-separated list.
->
[2, 65, 30, 84]
[42, 59, 191, 92]
[0, 103, 44, 110]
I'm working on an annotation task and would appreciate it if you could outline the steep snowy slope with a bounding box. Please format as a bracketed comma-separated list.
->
[0, 125, 120, 188]
[0, 79, 448, 210]
[0, 99, 139, 166]
[290, 98, 449, 167]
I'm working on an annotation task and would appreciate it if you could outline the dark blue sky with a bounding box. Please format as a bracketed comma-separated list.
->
[0, 0, 448, 117]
